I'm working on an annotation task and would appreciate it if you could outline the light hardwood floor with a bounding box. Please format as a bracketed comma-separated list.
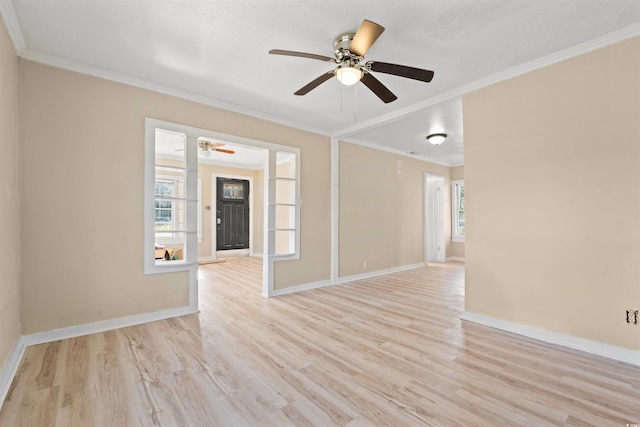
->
[1, 258, 638, 426]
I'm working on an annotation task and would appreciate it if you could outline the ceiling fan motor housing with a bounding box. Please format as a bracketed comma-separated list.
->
[334, 33, 359, 62]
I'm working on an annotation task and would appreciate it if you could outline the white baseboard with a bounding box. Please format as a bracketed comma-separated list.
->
[446, 256, 465, 262]
[268, 263, 425, 297]
[251, 252, 263, 258]
[333, 263, 425, 285]
[268, 279, 333, 297]
[1, 306, 198, 410]
[197, 256, 216, 263]
[460, 311, 640, 366]
[0, 335, 27, 412]
[23, 305, 198, 347]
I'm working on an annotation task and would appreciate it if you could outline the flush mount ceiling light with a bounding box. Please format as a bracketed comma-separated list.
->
[426, 133, 447, 145]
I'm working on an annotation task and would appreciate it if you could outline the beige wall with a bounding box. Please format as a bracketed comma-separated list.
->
[0, 19, 21, 372]
[197, 164, 264, 258]
[273, 141, 331, 289]
[449, 165, 465, 259]
[339, 141, 452, 276]
[464, 37, 640, 350]
[19, 60, 330, 333]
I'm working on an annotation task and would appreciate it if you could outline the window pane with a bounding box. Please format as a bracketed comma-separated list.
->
[154, 200, 186, 231]
[275, 205, 295, 229]
[276, 152, 296, 178]
[223, 183, 244, 199]
[155, 180, 173, 197]
[275, 179, 295, 204]
[154, 240, 185, 263]
[275, 230, 295, 255]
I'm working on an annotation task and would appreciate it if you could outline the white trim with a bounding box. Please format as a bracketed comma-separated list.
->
[460, 311, 640, 367]
[145, 121, 199, 276]
[2, 3, 635, 143]
[270, 279, 333, 297]
[0, 0, 26, 55]
[343, 137, 452, 167]
[251, 252, 264, 258]
[23, 306, 197, 347]
[18, 49, 330, 138]
[446, 256, 465, 262]
[331, 137, 339, 282]
[0, 305, 199, 409]
[0, 336, 26, 412]
[451, 179, 465, 242]
[270, 262, 425, 296]
[333, 24, 640, 139]
[333, 263, 425, 286]
[425, 173, 446, 263]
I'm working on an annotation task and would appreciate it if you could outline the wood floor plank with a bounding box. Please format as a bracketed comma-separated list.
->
[1, 257, 639, 426]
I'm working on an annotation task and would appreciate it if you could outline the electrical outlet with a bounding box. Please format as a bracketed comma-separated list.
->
[626, 309, 638, 325]
[362, 261, 367, 270]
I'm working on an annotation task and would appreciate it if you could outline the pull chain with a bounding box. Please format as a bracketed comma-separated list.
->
[353, 83, 358, 122]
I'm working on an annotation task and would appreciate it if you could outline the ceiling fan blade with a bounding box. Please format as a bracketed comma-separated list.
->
[213, 148, 235, 154]
[349, 20, 385, 57]
[269, 49, 335, 63]
[294, 72, 335, 96]
[360, 73, 397, 103]
[199, 141, 225, 148]
[368, 61, 434, 83]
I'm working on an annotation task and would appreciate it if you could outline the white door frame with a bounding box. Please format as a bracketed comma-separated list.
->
[424, 173, 445, 262]
[211, 173, 254, 260]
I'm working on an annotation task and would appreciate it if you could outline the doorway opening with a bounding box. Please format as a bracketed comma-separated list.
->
[425, 173, 445, 262]
[147, 118, 299, 303]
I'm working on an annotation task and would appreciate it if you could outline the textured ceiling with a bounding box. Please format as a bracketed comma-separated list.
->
[4, 0, 640, 166]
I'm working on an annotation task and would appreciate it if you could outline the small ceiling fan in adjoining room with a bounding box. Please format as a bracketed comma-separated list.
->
[197, 140, 234, 158]
[175, 140, 235, 158]
[269, 19, 434, 103]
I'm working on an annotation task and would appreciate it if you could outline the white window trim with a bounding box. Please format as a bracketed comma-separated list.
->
[155, 174, 184, 245]
[452, 179, 465, 243]
[145, 124, 198, 276]
[267, 151, 301, 260]
[145, 118, 301, 299]
[197, 178, 203, 243]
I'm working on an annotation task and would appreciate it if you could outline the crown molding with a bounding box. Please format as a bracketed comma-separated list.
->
[333, 23, 640, 138]
[7, 3, 639, 156]
[0, 0, 26, 55]
[341, 137, 454, 167]
[19, 48, 331, 138]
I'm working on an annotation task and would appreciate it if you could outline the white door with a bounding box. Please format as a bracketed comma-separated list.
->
[425, 174, 444, 262]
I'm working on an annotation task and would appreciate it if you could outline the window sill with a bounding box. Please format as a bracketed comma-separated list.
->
[452, 237, 465, 243]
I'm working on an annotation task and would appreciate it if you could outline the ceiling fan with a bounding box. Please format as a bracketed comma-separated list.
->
[198, 140, 235, 155]
[269, 19, 434, 103]
[175, 140, 235, 157]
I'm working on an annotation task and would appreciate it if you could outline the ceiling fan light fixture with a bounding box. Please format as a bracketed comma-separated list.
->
[335, 64, 363, 86]
[199, 149, 211, 158]
[426, 133, 447, 145]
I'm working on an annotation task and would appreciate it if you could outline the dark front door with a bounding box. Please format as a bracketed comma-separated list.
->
[216, 178, 250, 251]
